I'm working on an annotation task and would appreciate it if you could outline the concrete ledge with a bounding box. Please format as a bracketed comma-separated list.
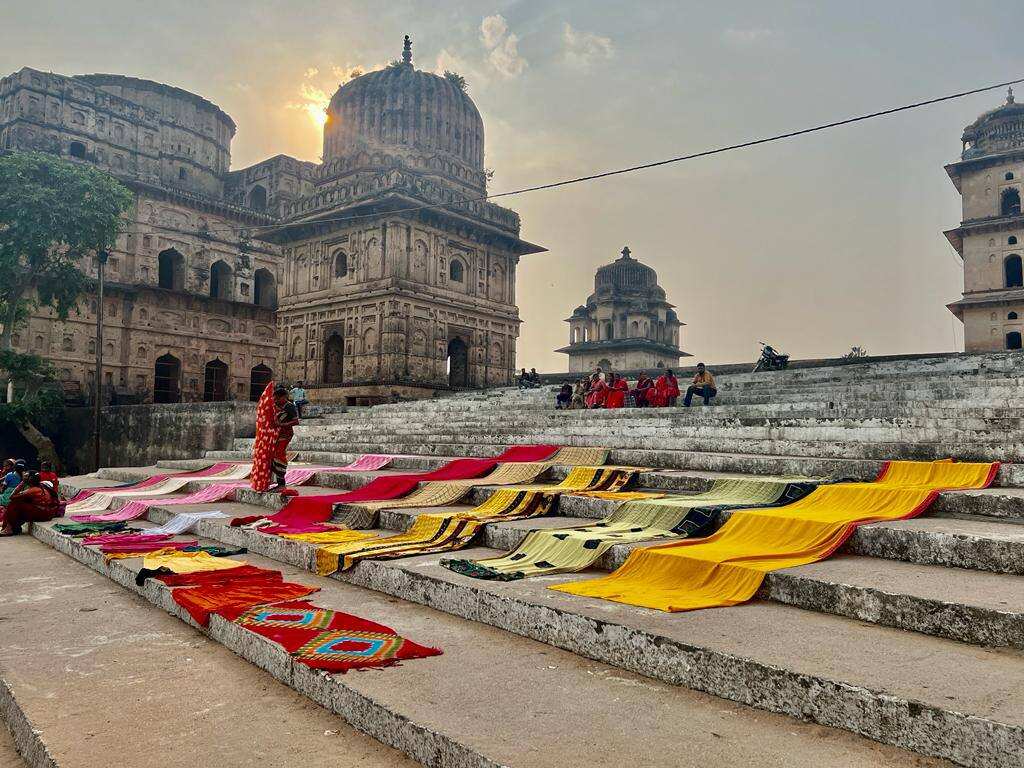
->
[0, 678, 57, 768]
[29, 524, 503, 768]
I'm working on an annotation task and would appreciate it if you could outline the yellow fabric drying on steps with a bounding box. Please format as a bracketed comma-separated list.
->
[546, 447, 609, 466]
[281, 530, 377, 544]
[552, 460, 997, 612]
[141, 550, 245, 573]
[314, 489, 554, 575]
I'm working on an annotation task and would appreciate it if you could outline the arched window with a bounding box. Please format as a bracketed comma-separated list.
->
[154, 354, 181, 403]
[1005, 255, 1023, 288]
[210, 260, 232, 300]
[248, 185, 268, 211]
[1007, 172, 1016, 181]
[449, 259, 464, 282]
[158, 249, 185, 291]
[203, 359, 229, 402]
[1001, 188, 1021, 216]
[69, 141, 86, 159]
[1011, 236, 1019, 245]
[1007, 331, 1022, 350]
[323, 333, 344, 384]
[1009, 312, 1019, 320]
[253, 268, 276, 308]
[447, 337, 469, 388]
[334, 251, 348, 279]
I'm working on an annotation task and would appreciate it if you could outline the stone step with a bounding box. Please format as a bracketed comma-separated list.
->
[0, 536, 409, 768]
[24, 525, 949, 768]
[205, 445, 1024, 489]
[235, 432, 1022, 463]
[67, 462, 1024, 527]
[48, 500, 1018, 768]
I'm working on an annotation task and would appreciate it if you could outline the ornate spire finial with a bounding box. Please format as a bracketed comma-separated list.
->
[402, 35, 413, 65]
[620, 246, 631, 260]
[1009, 86, 1016, 105]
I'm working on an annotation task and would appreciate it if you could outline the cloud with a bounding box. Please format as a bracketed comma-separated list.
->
[562, 23, 615, 69]
[286, 82, 331, 129]
[480, 14, 527, 78]
[304, 67, 319, 78]
[721, 27, 780, 46]
[435, 47, 489, 89]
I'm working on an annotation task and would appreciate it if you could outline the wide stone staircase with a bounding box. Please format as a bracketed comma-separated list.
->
[6, 351, 1024, 767]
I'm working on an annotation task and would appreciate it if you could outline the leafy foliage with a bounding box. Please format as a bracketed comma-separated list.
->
[0, 349, 62, 427]
[444, 71, 468, 92]
[0, 151, 133, 348]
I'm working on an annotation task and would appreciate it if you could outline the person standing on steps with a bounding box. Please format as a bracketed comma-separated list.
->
[683, 363, 718, 407]
[272, 386, 300, 491]
[290, 381, 309, 417]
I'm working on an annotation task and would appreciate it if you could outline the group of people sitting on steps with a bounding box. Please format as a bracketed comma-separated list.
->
[0, 458, 62, 537]
[555, 363, 717, 409]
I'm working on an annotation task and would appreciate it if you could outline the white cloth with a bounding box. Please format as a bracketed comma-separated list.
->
[144, 510, 228, 536]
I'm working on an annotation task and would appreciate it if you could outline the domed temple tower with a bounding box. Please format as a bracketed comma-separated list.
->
[267, 36, 544, 402]
[556, 246, 687, 373]
[945, 87, 1024, 351]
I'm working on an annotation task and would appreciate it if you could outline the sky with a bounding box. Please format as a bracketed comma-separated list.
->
[5, 0, 1024, 370]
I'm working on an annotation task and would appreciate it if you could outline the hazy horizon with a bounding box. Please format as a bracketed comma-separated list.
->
[6, 0, 1023, 371]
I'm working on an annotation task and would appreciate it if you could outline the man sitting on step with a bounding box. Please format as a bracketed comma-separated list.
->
[683, 363, 718, 407]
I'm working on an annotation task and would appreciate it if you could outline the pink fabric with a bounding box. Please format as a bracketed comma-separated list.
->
[73, 468, 321, 524]
[83, 532, 173, 546]
[67, 462, 239, 503]
[97, 539, 198, 555]
[329, 454, 394, 473]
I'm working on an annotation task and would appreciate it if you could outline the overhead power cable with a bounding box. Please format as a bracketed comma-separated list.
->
[167, 75, 1024, 237]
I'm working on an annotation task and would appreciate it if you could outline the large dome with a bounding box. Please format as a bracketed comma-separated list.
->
[962, 87, 1024, 159]
[322, 36, 485, 181]
[594, 247, 664, 298]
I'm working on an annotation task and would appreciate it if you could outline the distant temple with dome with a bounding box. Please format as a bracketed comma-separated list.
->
[556, 246, 687, 373]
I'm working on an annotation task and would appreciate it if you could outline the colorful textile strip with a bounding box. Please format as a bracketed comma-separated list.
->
[83, 532, 171, 546]
[515, 466, 639, 494]
[243, 457, 501, 534]
[545, 447, 609, 467]
[142, 550, 246, 573]
[442, 479, 816, 581]
[552, 460, 998, 612]
[233, 599, 441, 672]
[250, 382, 279, 493]
[67, 465, 253, 517]
[332, 454, 394, 473]
[315, 489, 556, 575]
[489, 445, 560, 462]
[74, 468, 317, 523]
[281, 530, 378, 544]
[156, 565, 319, 626]
[102, 540, 199, 561]
[65, 462, 238, 504]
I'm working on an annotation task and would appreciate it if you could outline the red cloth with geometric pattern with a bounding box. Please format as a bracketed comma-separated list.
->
[250, 381, 280, 493]
[232, 599, 442, 673]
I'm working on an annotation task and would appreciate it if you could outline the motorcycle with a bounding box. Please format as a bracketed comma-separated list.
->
[753, 342, 789, 372]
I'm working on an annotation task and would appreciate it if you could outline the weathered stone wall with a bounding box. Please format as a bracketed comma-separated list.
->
[54, 402, 255, 473]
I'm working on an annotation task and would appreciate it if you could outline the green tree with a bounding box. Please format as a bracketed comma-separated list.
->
[0, 151, 133, 468]
[0, 151, 133, 350]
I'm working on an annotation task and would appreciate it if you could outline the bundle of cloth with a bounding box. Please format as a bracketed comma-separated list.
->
[552, 459, 998, 612]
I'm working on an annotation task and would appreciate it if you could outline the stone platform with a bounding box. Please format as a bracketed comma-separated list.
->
[6, 351, 1024, 767]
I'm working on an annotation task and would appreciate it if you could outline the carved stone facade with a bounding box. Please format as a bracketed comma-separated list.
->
[945, 88, 1024, 352]
[0, 68, 281, 403]
[556, 247, 687, 373]
[1, 38, 539, 404]
[269, 37, 542, 401]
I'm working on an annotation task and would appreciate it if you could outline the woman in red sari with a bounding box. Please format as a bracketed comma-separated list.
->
[605, 373, 629, 408]
[0, 472, 60, 536]
[654, 369, 681, 407]
[633, 373, 654, 407]
[585, 373, 608, 408]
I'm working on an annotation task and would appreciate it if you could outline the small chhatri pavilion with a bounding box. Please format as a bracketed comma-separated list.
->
[556, 246, 688, 373]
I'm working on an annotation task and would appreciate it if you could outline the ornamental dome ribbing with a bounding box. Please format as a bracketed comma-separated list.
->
[594, 246, 665, 299]
[322, 36, 485, 184]
[962, 87, 1024, 159]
